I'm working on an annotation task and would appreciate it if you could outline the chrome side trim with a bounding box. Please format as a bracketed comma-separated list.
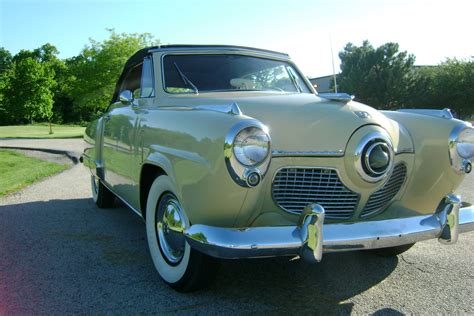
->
[114, 192, 143, 218]
[271, 150, 344, 157]
[271, 148, 412, 157]
[395, 148, 414, 155]
[397, 108, 454, 119]
[101, 180, 143, 219]
[195, 102, 242, 115]
[318, 92, 354, 103]
[183, 202, 474, 261]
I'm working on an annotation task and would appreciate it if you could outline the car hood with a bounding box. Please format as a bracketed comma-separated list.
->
[163, 92, 399, 152]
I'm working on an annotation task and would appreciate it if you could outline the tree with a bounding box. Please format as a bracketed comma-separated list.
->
[429, 59, 474, 119]
[0, 48, 13, 124]
[33, 43, 60, 63]
[33, 44, 73, 124]
[69, 29, 159, 121]
[4, 57, 55, 123]
[338, 40, 416, 109]
[0, 47, 12, 74]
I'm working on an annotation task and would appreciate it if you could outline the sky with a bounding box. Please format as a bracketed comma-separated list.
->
[1, 0, 473, 77]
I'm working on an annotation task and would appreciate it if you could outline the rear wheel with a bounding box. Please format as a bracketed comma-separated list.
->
[369, 243, 415, 257]
[91, 175, 115, 208]
[146, 176, 219, 292]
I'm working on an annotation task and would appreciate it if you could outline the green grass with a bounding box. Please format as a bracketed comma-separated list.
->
[0, 149, 69, 197]
[0, 123, 85, 139]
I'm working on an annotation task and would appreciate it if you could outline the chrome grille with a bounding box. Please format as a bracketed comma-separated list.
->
[272, 168, 359, 219]
[361, 163, 407, 217]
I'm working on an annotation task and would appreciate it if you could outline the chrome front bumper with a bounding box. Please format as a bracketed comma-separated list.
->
[184, 195, 474, 262]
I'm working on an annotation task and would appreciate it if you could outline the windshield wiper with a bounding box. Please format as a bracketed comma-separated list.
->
[286, 66, 302, 93]
[173, 62, 199, 94]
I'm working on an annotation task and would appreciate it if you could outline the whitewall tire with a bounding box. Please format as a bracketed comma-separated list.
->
[91, 175, 115, 208]
[145, 175, 219, 292]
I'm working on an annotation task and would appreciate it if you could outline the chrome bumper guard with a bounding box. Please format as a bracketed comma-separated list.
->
[184, 194, 474, 263]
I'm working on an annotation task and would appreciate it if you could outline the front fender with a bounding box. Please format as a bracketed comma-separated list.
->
[383, 110, 466, 214]
[140, 107, 259, 227]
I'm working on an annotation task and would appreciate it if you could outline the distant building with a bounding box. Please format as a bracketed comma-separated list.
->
[309, 75, 338, 93]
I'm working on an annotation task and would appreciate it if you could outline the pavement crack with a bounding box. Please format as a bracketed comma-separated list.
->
[400, 254, 415, 265]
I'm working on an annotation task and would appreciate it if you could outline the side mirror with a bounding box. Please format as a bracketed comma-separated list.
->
[119, 90, 133, 105]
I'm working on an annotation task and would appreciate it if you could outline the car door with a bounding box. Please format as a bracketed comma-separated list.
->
[102, 56, 155, 209]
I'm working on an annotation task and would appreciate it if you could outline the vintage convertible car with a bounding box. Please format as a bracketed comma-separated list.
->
[82, 45, 474, 292]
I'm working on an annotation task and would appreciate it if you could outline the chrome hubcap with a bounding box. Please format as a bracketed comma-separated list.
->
[156, 196, 186, 264]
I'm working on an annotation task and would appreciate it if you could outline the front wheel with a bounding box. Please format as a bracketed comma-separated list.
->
[91, 175, 115, 208]
[369, 243, 415, 257]
[146, 176, 219, 292]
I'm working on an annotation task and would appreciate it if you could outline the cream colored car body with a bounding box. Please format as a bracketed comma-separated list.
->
[83, 46, 469, 232]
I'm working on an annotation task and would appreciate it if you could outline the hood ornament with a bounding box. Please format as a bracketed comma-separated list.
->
[319, 93, 354, 103]
[195, 102, 242, 115]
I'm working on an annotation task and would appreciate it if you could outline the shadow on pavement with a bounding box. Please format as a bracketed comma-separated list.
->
[0, 197, 399, 314]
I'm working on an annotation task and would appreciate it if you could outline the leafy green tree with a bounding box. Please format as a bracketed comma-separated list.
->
[33, 43, 60, 63]
[34, 44, 74, 124]
[69, 29, 159, 121]
[12, 49, 37, 63]
[0, 73, 9, 124]
[430, 59, 474, 119]
[4, 57, 55, 123]
[338, 40, 416, 109]
[0, 47, 12, 74]
[0, 48, 13, 124]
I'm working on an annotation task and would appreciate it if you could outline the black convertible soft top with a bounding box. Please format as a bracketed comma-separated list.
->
[128, 44, 288, 66]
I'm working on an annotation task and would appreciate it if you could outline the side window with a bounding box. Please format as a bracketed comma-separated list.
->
[140, 56, 155, 98]
[120, 63, 143, 99]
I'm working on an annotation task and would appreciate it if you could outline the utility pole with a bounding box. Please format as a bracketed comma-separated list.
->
[329, 35, 338, 93]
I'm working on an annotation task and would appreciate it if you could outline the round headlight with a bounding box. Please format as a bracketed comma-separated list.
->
[233, 127, 270, 166]
[456, 127, 474, 159]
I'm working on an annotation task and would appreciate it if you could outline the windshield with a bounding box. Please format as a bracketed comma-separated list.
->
[163, 54, 311, 94]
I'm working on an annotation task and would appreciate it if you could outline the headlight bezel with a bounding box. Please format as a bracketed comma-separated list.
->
[449, 122, 474, 174]
[225, 120, 271, 187]
[354, 131, 395, 183]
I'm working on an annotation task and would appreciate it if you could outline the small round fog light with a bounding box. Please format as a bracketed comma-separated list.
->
[247, 171, 261, 187]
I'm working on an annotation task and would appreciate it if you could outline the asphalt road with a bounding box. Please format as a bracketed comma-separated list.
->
[0, 139, 473, 314]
